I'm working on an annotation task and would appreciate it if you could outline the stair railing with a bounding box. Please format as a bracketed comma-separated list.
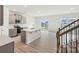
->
[56, 19, 79, 53]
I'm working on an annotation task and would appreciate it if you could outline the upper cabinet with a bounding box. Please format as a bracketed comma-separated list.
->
[9, 11, 26, 24]
[0, 5, 3, 26]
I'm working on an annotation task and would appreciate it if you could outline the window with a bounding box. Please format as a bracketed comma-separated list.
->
[61, 18, 75, 28]
[41, 19, 48, 29]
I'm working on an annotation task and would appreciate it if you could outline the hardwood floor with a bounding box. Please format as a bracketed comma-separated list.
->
[15, 41, 39, 53]
[14, 30, 56, 53]
[14, 36, 39, 53]
[29, 31, 56, 53]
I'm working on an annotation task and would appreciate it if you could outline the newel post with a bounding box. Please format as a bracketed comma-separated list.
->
[56, 28, 60, 53]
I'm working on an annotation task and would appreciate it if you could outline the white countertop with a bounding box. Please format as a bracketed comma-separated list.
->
[0, 36, 14, 47]
[22, 28, 40, 32]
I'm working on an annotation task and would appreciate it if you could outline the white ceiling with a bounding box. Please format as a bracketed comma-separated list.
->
[5, 5, 79, 16]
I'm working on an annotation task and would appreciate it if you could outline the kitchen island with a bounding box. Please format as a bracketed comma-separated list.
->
[0, 36, 14, 53]
[21, 28, 41, 44]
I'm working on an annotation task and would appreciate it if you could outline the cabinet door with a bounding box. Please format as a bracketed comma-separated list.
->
[0, 5, 3, 26]
[21, 31, 26, 44]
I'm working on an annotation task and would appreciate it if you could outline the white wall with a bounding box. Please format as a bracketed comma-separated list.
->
[34, 15, 60, 32]
[34, 12, 79, 32]
[48, 12, 79, 32]
[26, 15, 35, 28]
[34, 17, 42, 29]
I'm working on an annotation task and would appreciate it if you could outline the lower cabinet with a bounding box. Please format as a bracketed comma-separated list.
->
[21, 30, 41, 44]
[21, 31, 26, 44]
[0, 42, 14, 53]
[9, 29, 17, 37]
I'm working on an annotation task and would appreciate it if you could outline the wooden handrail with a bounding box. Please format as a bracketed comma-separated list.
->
[60, 24, 79, 36]
[60, 19, 79, 31]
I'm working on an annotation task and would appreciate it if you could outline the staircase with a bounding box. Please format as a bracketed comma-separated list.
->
[56, 19, 79, 53]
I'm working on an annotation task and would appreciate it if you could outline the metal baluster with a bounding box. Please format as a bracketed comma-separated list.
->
[66, 33, 68, 53]
[71, 31, 72, 53]
[77, 28, 79, 52]
[76, 28, 78, 53]
[61, 35, 63, 53]
[69, 25, 72, 53]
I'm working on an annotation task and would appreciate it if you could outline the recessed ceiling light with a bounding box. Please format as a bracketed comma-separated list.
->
[70, 8, 75, 10]
[37, 11, 41, 13]
[24, 5, 27, 8]
[13, 9, 16, 11]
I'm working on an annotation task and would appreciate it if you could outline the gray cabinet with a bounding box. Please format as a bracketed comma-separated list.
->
[0, 42, 14, 53]
[21, 31, 26, 44]
[0, 5, 3, 26]
[9, 29, 17, 37]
